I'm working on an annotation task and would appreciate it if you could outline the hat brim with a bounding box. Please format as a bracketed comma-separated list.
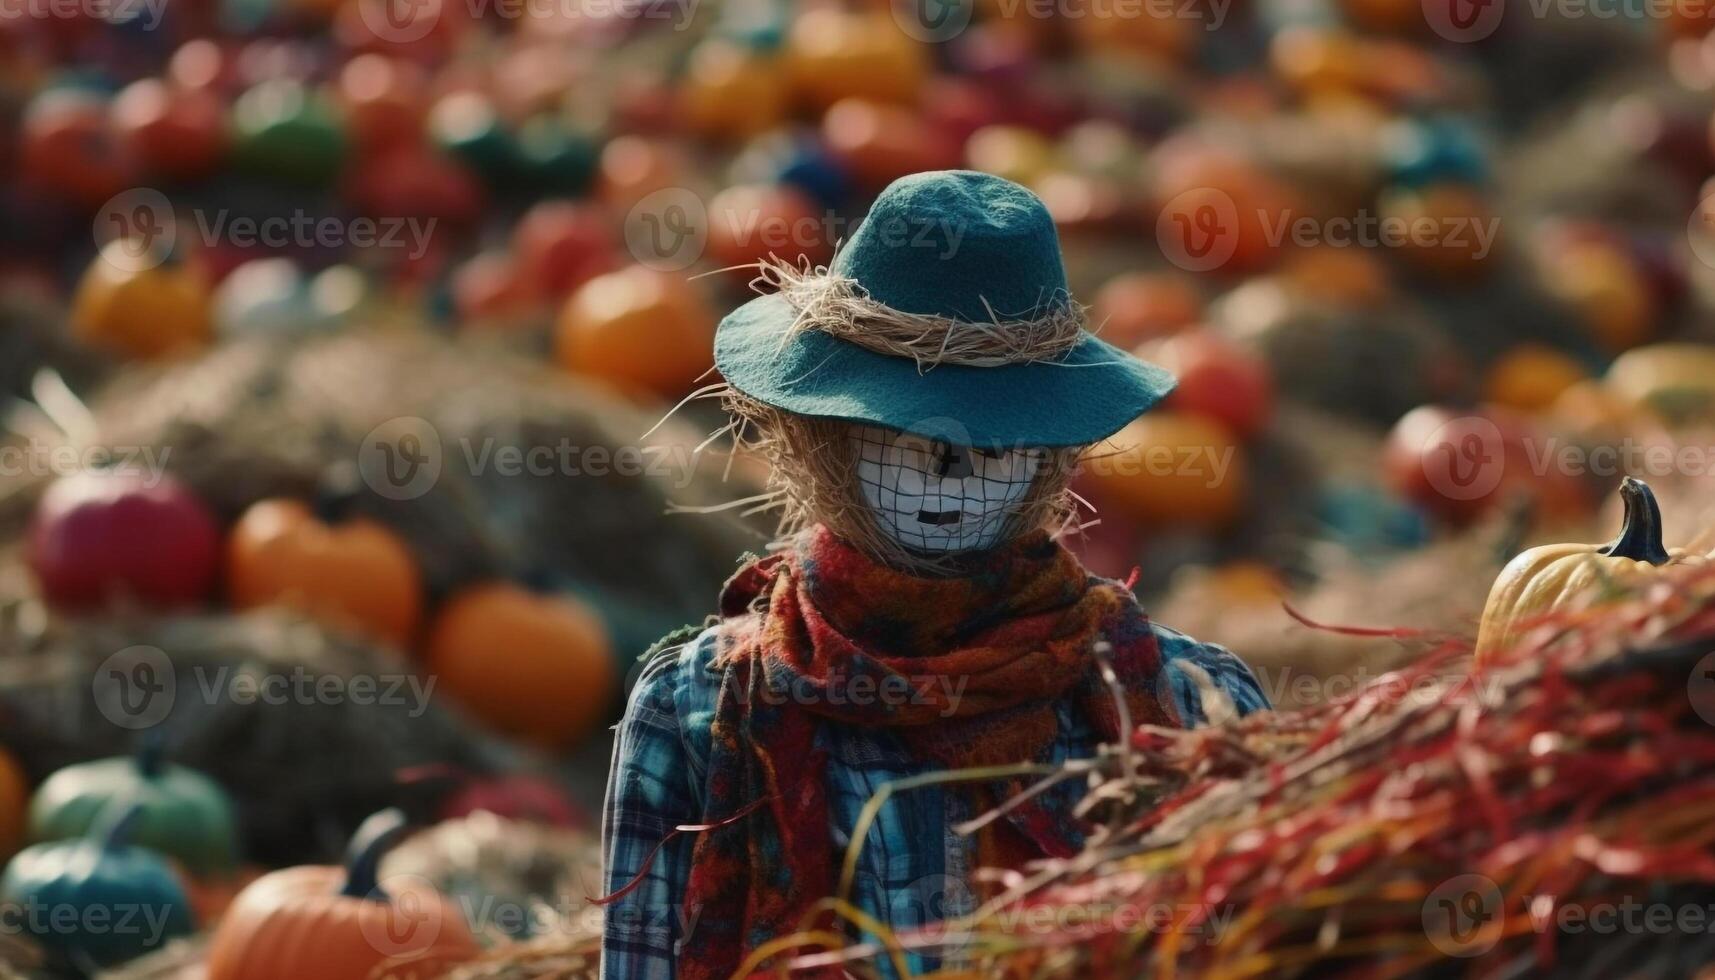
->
[714, 293, 1177, 449]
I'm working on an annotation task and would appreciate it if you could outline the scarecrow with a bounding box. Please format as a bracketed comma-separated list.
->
[602, 171, 1269, 978]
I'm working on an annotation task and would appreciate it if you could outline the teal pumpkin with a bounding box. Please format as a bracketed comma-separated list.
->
[1, 803, 195, 967]
[28, 740, 237, 876]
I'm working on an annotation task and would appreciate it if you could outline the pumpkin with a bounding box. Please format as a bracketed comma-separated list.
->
[425, 582, 616, 749]
[1, 803, 195, 967]
[1377, 183, 1498, 281]
[1474, 478, 1708, 664]
[206, 809, 479, 980]
[1084, 412, 1249, 532]
[19, 90, 135, 208]
[72, 239, 214, 360]
[230, 80, 347, 186]
[821, 99, 961, 190]
[226, 497, 424, 648]
[513, 200, 619, 300]
[706, 183, 833, 276]
[111, 78, 228, 181]
[28, 468, 222, 611]
[679, 40, 788, 141]
[1143, 329, 1276, 441]
[0, 748, 28, 859]
[1483, 343, 1589, 414]
[1088, 272, 1202, 349]
[336, 54, 427, 154]
[1605, 342, 1715, 428]
[28, 738, 238, 877]
[784, 8, 927, 110]
[1383, 404, 1588, 527]
[554, 264, 716, 400]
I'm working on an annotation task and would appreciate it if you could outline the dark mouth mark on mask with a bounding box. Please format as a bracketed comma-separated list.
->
[916, 509, 963, 526]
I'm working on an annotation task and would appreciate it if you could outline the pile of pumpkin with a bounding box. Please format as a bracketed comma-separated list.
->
[0, 733, 498, 976]
[24, 463, 618, 752]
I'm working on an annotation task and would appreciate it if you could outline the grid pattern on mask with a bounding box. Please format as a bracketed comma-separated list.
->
[850, 426, 1045, 553]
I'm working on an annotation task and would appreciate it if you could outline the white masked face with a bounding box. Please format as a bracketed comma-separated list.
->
[851, 425, 1048, 554]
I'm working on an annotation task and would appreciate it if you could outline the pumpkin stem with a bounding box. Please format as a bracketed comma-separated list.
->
[135, 731, 166, 779]
[340, 808, 411, 901]
[96, 802, 146, 851]
[1599, 477, 1671, 565]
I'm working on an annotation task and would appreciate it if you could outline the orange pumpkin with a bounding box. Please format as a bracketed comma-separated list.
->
[1085, 412, 1248, 531]
[206, 809, 478, 980]
[1377, 183, 1499, 281]
[1088, 272, 1202, 349]
[784, 8, 926, 110]
[226, 499, 423, 648]
[0, 747, 28, 859]
[425, 582, 615, 749]
[679, 40, 788, 141]
[554, 264, 716, 400]
[1483, 343, 1589, 413]
[71, 239, 213, 360]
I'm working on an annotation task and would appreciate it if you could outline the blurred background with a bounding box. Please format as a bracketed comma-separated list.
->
[4, 0, 1715, 973]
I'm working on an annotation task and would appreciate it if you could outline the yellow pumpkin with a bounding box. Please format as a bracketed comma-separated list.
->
[1604, 342, 1715, 428]
[1474, 478, 1708, 665]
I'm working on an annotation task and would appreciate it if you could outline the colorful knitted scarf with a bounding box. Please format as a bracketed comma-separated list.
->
[679, 526, 1170, 978]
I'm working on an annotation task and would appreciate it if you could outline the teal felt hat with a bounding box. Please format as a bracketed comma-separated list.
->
[714, 170, 1177, 449]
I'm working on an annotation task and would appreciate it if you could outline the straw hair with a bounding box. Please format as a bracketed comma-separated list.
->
[758, 259, 1088, 372]
[720, 386, 1085, 575]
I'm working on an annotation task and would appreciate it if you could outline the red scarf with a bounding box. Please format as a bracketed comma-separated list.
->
[679, 527, 1169, 978]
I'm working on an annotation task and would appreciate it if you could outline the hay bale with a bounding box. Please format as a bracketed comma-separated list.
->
[0, 607, 516, 866]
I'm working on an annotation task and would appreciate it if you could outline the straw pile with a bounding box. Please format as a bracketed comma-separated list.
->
[803, 563, 1715, 978]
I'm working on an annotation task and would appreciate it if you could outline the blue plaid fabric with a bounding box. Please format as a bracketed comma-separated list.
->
[601, 623, 1268, 980]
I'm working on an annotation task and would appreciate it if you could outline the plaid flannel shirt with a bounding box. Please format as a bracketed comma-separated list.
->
[601, 622, 1268, 980]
